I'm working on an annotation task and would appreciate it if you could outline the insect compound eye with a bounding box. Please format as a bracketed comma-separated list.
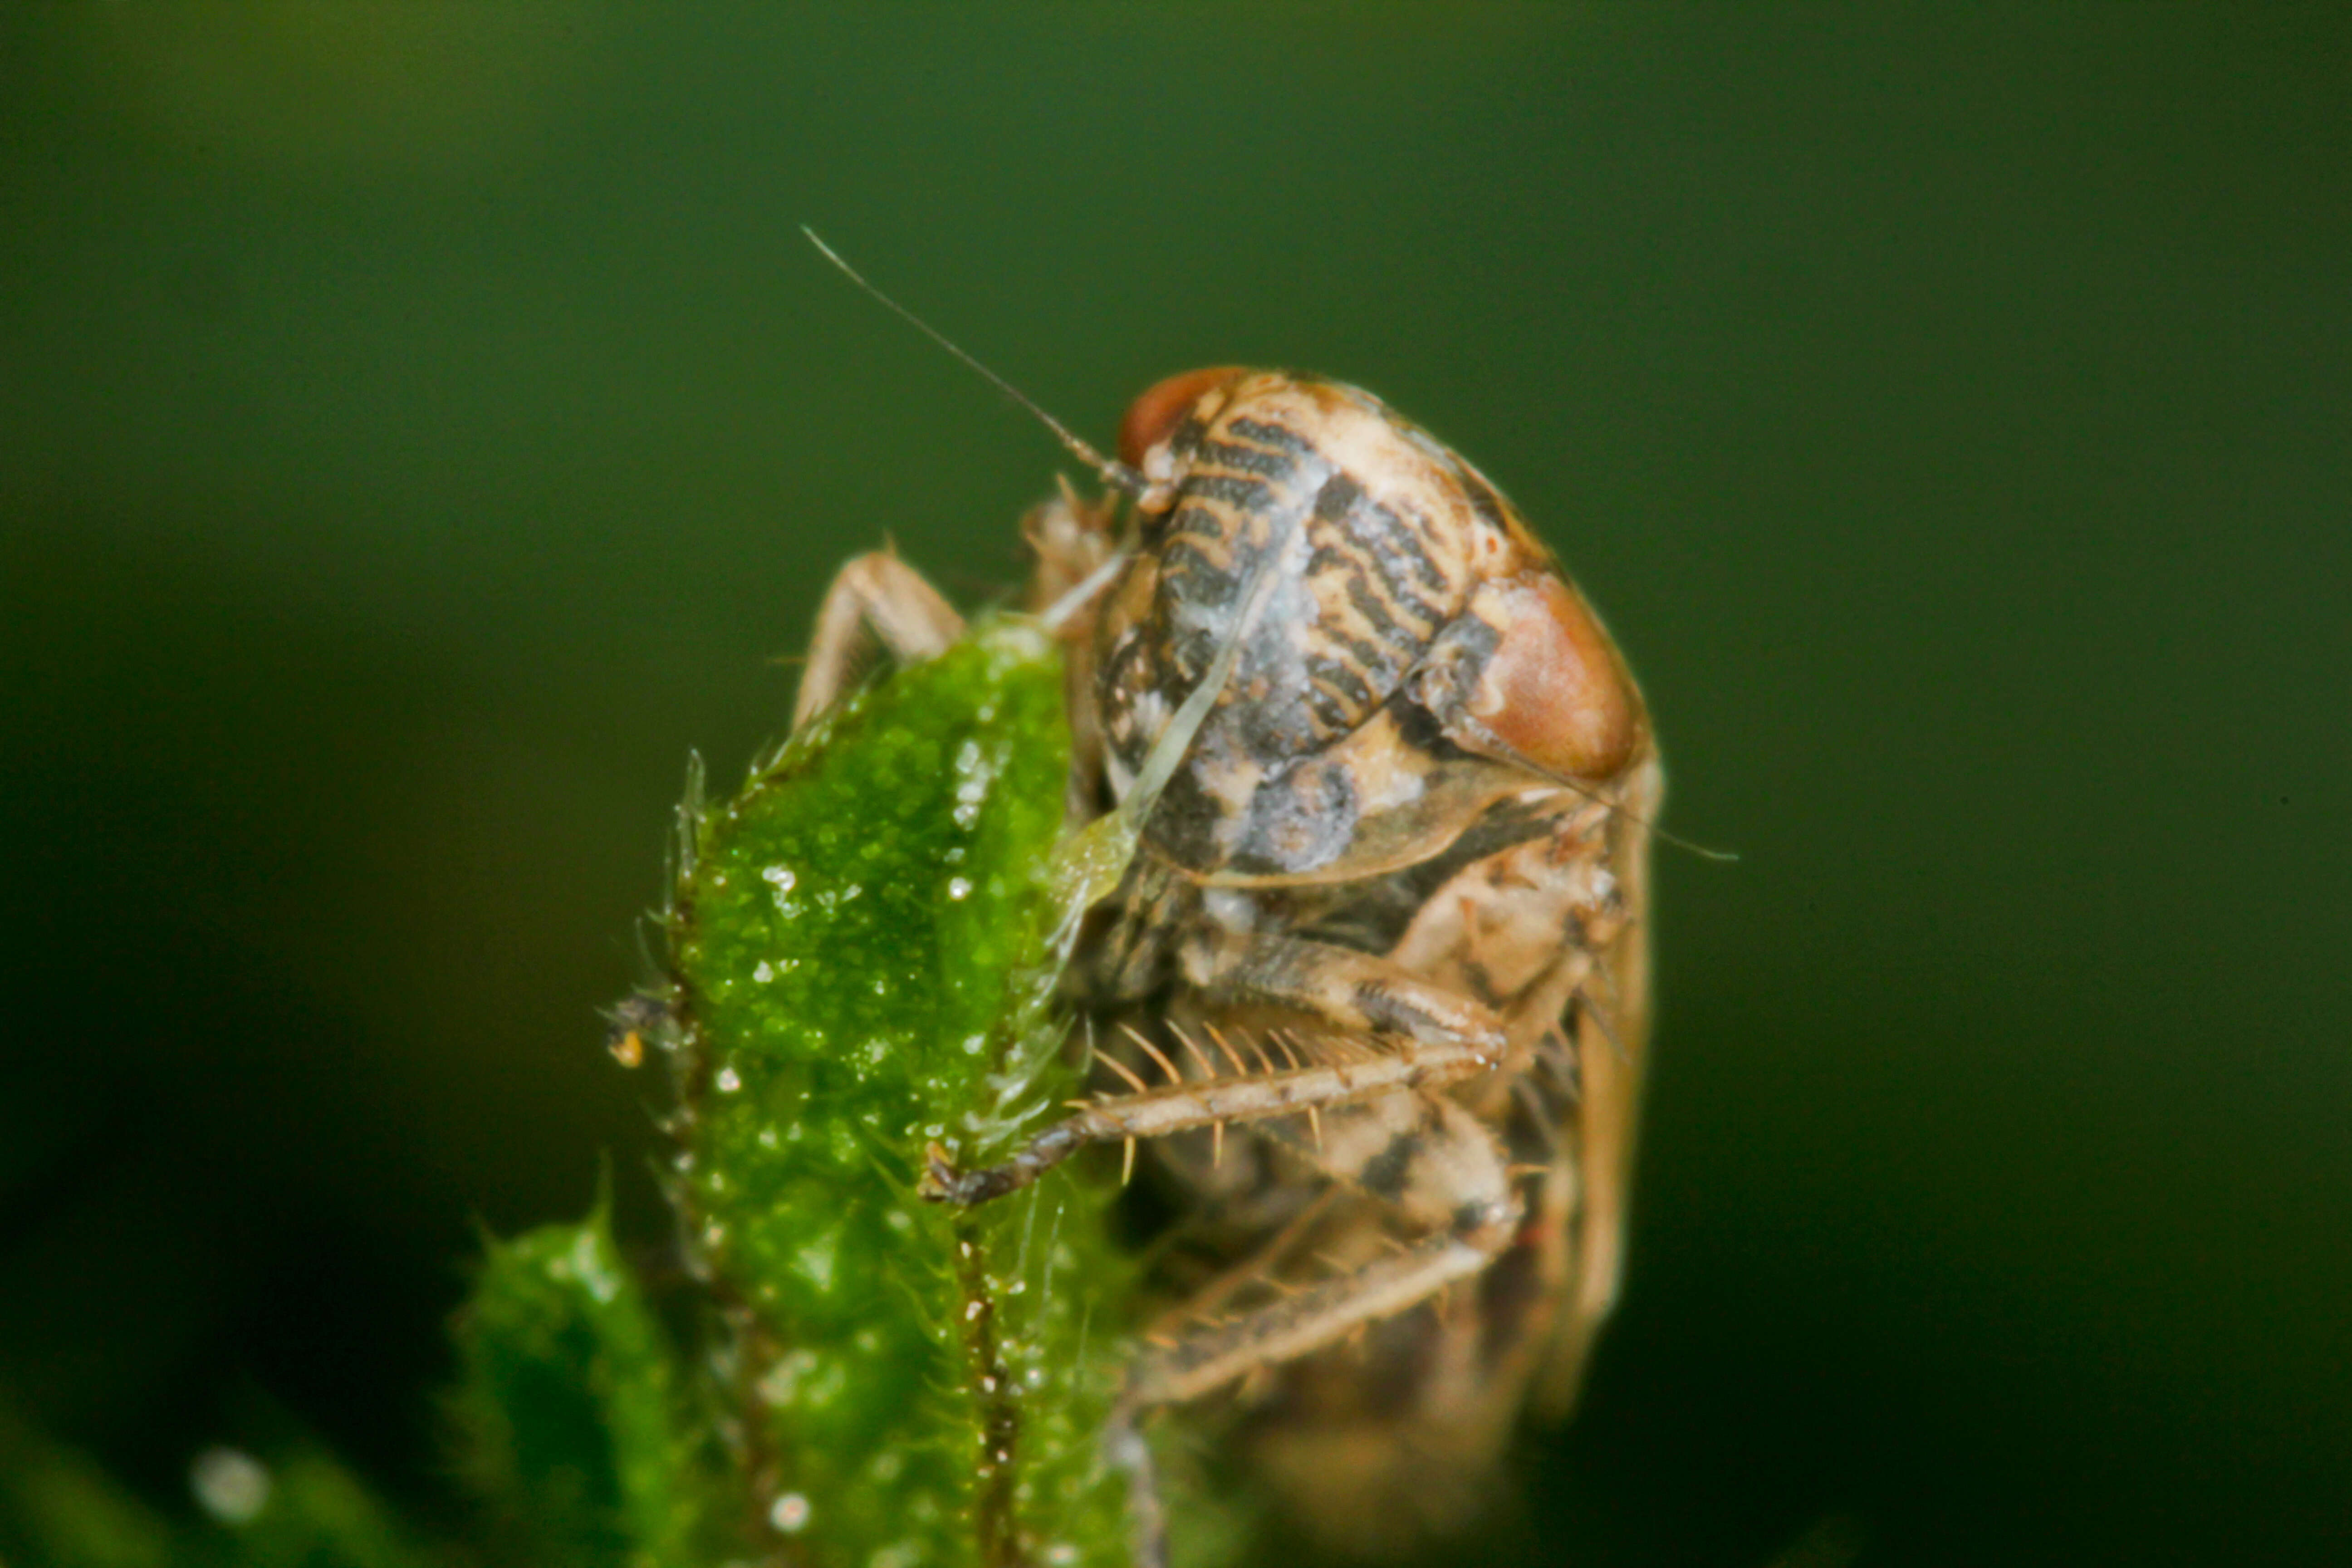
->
[1463, 573, 1642, 782]
[1117, 367, 1250, 470]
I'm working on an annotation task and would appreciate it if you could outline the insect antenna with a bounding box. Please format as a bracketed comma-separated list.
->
[802, 226, 1146, 497]
[1649, 820, 1737, 863]
[1487, 737, 1737, 863]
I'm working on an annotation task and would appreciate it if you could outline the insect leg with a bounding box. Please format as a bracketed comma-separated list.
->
[1139, 1186, 1344, 1343]
[920, 1026, 1500, 1207]
[791, 550, 965, 728]
[1021, 480, 1122, 625]
[1127, 1228, 1499, 1409]
[1122, 1101, 1519, 1408]
[1183, 928, 1510, 1054]
[1108, 1235, 1500, 1568]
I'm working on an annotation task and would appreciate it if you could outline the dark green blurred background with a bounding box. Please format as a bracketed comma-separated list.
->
[4, 6, 2347, 1564]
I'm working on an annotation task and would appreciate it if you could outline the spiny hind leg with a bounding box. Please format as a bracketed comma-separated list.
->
[934, 1065, 1520, 1389]
[1108, 1095, 1518, 1567]
[1138, 1186, 1344, 1343]
[1126, 1096, 1519, 1406]
[791, 549, 964, 728]
[1099, 1234, 1499, 1568]
[1103, 1236, 1498, 1568]
[1127, 1223, 1506, 1409]
[919, 932, 1510, 1209]
[920, 1016, 1502, 1207]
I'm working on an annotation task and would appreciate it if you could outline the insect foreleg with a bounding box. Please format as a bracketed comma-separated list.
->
[791, 550, 966, 728]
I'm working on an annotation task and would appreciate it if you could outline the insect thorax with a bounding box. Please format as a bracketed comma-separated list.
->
[1092, 373, 1559, 885]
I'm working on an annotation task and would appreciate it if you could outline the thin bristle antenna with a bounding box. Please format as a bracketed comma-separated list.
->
[802, 226, 1144, 496]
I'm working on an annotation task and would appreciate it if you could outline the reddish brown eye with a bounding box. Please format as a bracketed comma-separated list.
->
[1470, 573, 1642, 781]
[1118, 366, 1250, 469]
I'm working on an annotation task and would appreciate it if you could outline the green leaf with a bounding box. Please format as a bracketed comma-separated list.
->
[452, 1204, 704, 1567]
[666, 617, 1135, 1568]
